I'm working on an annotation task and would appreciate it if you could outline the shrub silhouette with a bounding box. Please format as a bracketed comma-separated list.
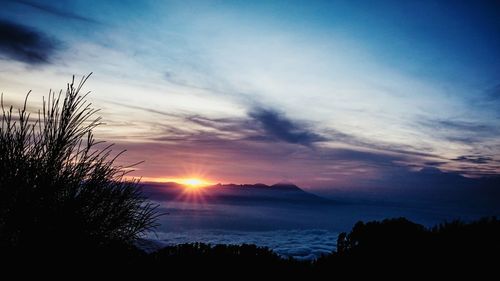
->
[316, 217, 500, 277]
[336, 217, 428, 256]
[0, 74, 159, 260]
[147, 243, 310, 276]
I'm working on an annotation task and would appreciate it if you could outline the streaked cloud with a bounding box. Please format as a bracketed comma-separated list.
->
[453, 155, 493, 164]
[12, 0, 99, 24]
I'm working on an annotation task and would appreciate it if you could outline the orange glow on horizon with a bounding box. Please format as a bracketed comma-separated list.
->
[132, 176, 214, 186]
[131, 175, 214, 203]
[126, 164, 215, 198]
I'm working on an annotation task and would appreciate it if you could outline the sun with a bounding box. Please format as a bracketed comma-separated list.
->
[179, 178, 210, 189]
[184, 178, 203, 187]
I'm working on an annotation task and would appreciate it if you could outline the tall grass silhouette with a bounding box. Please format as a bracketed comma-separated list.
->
[0, 74, 159, 257]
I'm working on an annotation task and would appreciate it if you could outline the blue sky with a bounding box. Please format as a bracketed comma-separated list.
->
[1, 0, 499, 191]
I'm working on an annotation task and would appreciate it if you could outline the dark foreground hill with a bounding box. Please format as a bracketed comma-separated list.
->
[3, 217, 499, 277]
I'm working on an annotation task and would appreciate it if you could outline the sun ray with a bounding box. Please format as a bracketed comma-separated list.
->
[166, 177, 214, 204]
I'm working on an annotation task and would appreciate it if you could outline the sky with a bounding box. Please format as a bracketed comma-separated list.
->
[1, 0, 500, 193]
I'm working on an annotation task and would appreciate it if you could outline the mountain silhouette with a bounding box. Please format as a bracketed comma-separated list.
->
[142, 182, 331, 206]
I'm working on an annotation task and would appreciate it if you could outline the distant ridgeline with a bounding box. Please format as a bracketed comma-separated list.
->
[141, 182, 332, 205]
[215, 183, 303, 190]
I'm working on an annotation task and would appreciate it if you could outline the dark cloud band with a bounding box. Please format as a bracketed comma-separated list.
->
[0, 19, 60, 65]
[249, 107, 324, 146]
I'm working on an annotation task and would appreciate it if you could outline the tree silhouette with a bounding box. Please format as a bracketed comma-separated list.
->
[0, 74, 159, 259]
[316, 217, 500, 277]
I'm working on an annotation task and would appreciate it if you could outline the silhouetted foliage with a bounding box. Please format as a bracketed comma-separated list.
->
[0, 74, 159, 263]
[316, 217, 500, 277]
[336, 217, 428, 256]
[138, 242, 310, 276]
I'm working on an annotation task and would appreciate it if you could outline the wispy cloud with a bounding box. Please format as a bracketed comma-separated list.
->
[417, 117, 500, 145]
[431, 119, 495, 134]
[106, 100, 448, 170]
[413, 117, 500, 174]
[105, 100, 179, 118]
[12, 0, 99, 24]
[0, 19, 61, 65]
